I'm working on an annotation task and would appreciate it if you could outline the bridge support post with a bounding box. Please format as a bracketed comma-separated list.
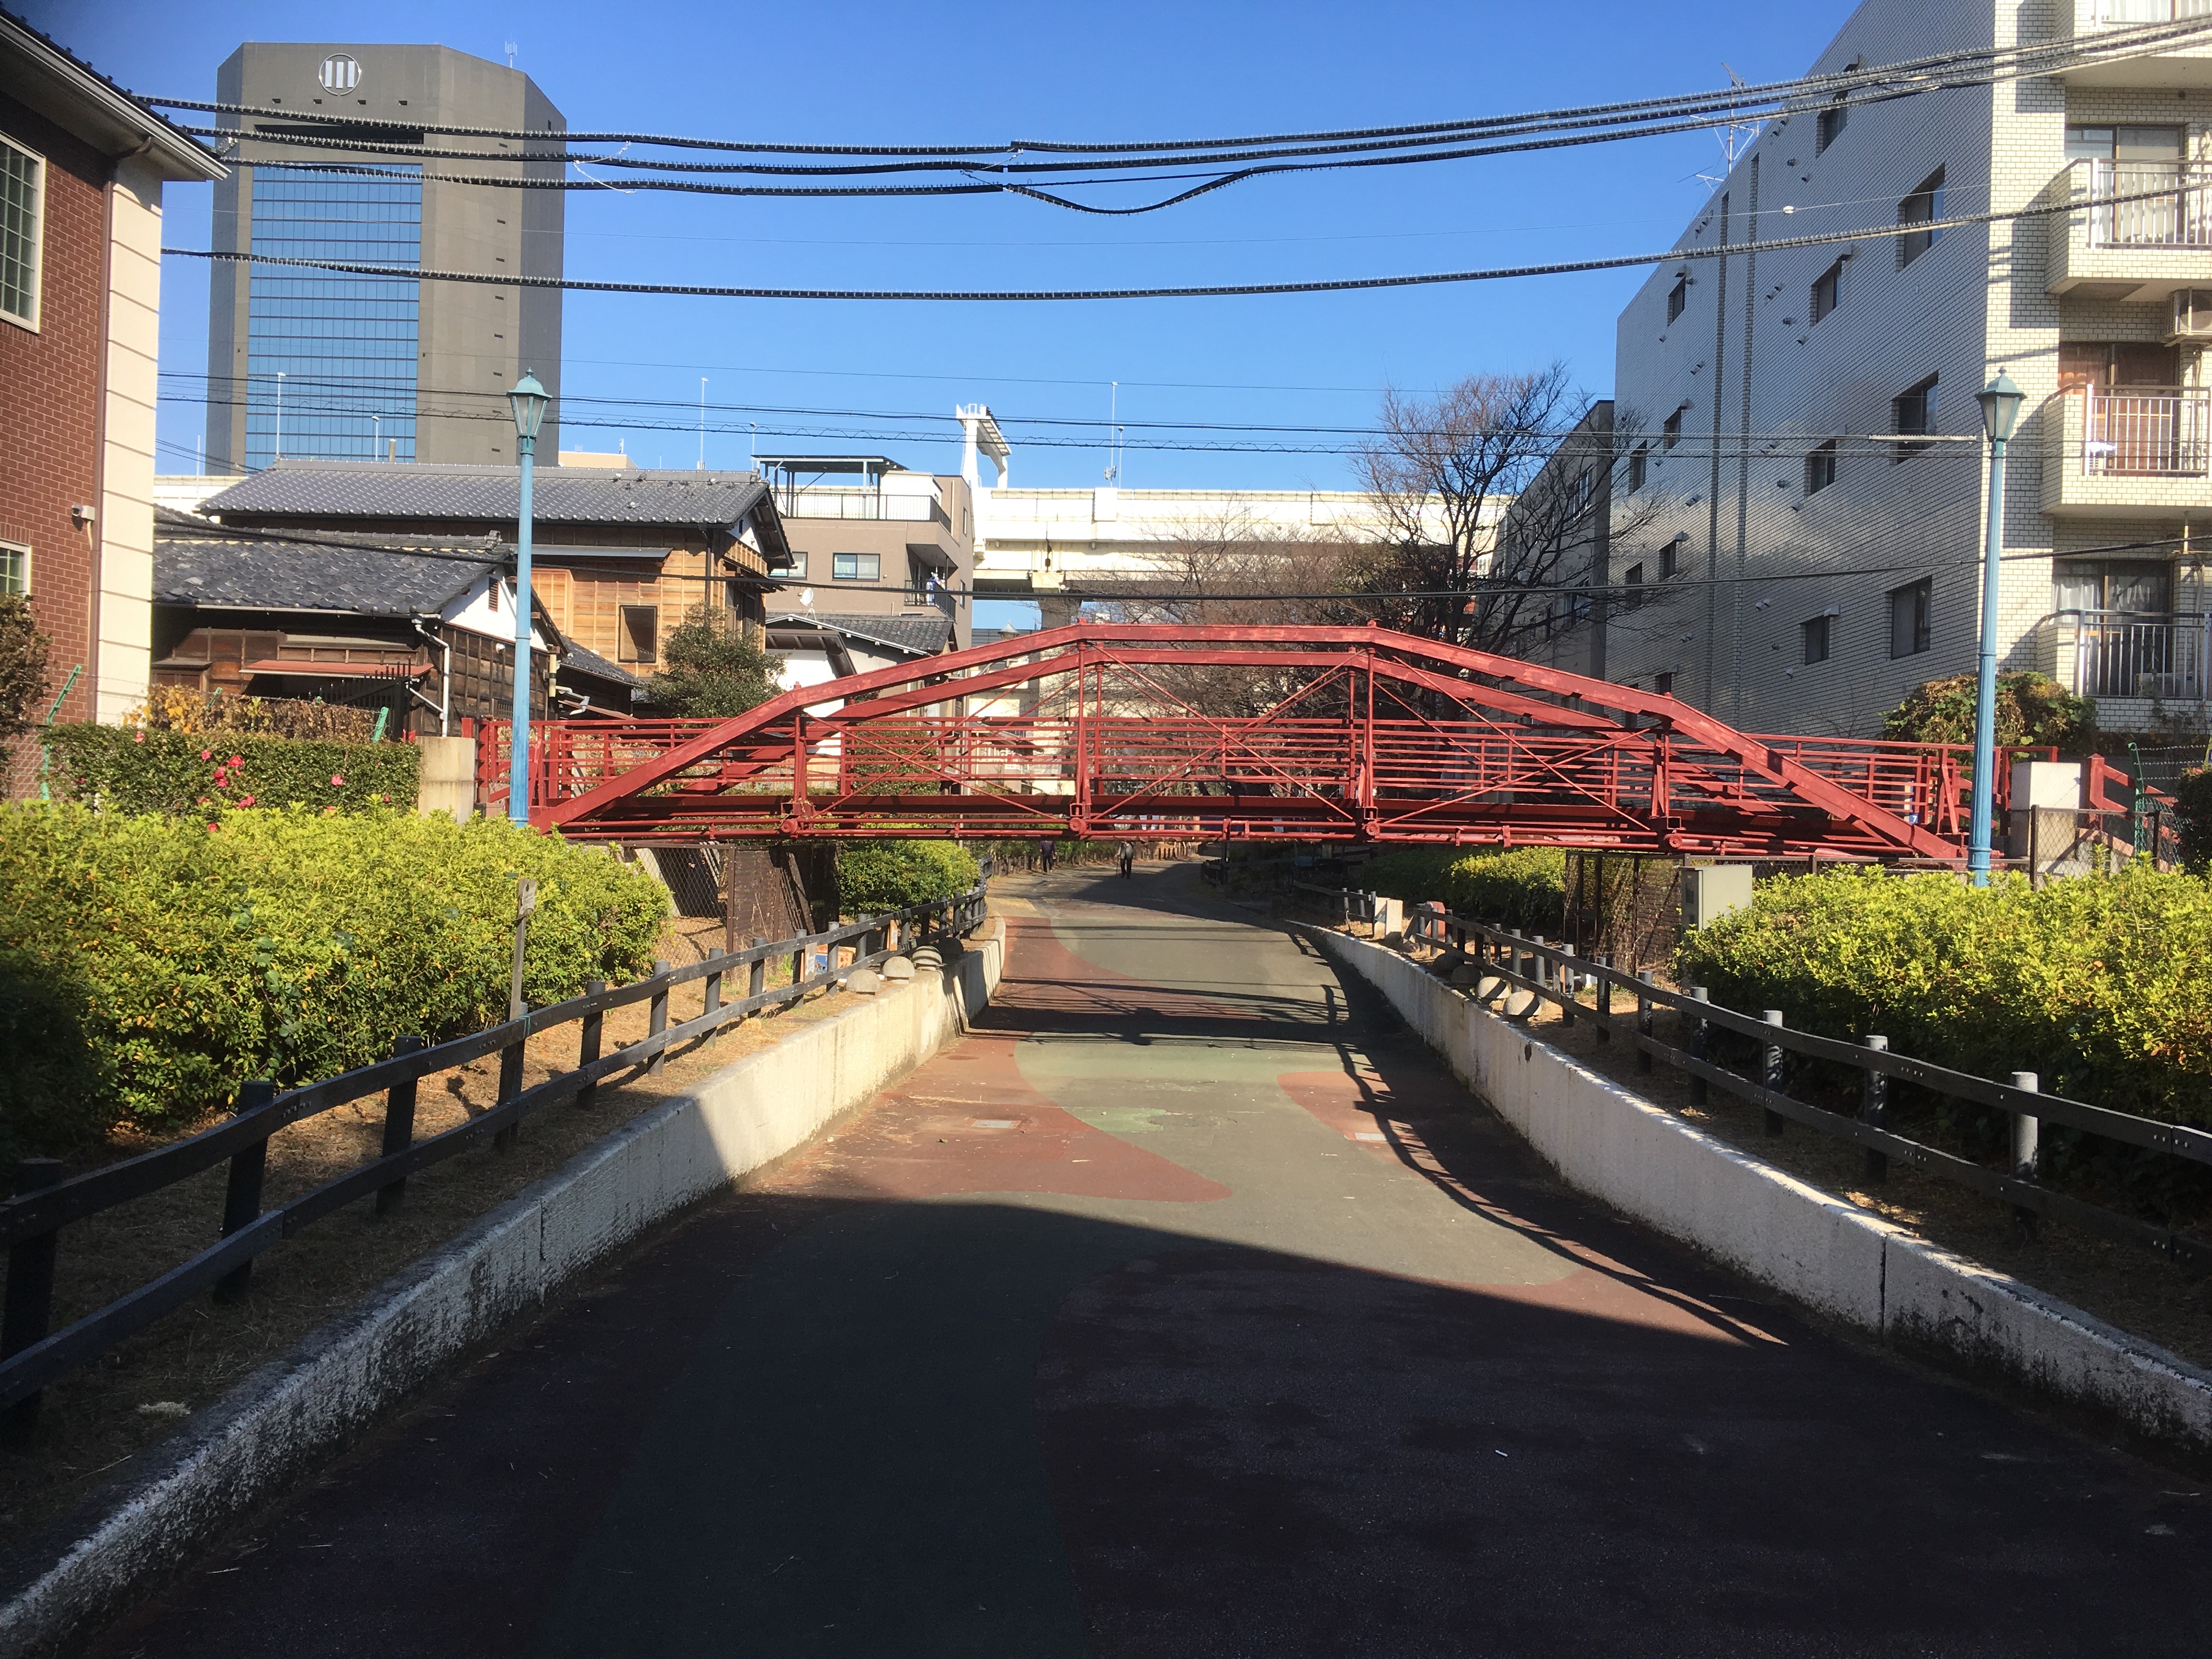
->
[1761, 1011, 1786, 1137]
[1861, 1035, 1889, 1183]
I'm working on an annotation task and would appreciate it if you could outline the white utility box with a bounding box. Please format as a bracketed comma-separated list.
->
[1681, 864, 1755, 930]
[2010, 759, 2084, 811]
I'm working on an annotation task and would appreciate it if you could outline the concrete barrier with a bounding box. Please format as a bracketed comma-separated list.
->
[412, 733, 476, 820]
[0, 934, 1002, 1657]
[1314, 928, 2212, 1458]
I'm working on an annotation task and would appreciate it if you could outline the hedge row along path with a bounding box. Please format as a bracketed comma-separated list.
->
[85, 863, 2205, 1658]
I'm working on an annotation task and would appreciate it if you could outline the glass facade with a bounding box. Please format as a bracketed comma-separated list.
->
[244, 167, 421, 469]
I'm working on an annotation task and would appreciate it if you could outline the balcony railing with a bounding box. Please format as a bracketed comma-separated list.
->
[2041, 610, 2212, 700]
[2079, 386, 2211, 476]
[775, 485, 952, 529]
[2093, 2, 2212, 23]
[2085, 159, 2212, 249]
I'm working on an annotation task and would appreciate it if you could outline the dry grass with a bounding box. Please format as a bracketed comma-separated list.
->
[1304, 912, 2212, 1373]
[0, 913, 891, 1551]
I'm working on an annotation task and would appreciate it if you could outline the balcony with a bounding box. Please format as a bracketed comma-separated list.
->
[2035, 610, 2212, 704]
[2044, 160, 2212, 298]
[2057, 2, 2212, 87]
[2039, 386, 2212, 517]
[773, 483, 952, 529]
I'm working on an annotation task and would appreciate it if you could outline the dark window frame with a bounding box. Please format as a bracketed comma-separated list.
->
[1659, 539, 1679, 579]
[1624, 562, 1646, 608]
[1805, 438, 1838, 495]
[1802, 613, 1832, 664]
[618, 603, 659, 665]
[1666, 274, 1688, 323]
[1897, 166, 1945, 268]
[1662, 408, 1685, 451]
[1655, 671, 1677, 697]
[1888, 579, 1932, 658]
[1627, 444, 1649, 492]
[1892, 376, 1938, 459]
[1810, 259, 1844, 325]
[1816, 101, 1848, 155]
[831, 551, 880, 581]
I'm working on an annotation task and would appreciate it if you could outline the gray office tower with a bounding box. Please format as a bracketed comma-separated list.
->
[203, 44, 563, 471]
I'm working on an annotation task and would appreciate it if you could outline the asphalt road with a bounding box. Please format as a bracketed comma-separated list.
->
[90, 864, 2207, 1657]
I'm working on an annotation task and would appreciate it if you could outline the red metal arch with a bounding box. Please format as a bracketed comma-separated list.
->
[492, 623, 2001, 861]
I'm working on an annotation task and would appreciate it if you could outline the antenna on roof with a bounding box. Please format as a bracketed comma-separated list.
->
[504, 40, 518, 68]
[1694, 63, 1756, 188]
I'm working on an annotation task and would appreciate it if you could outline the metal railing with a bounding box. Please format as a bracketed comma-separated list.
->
[2080, 386, 2211, 476]
[774, 486, 952, 529]
[2094, 1, 2212, 25]
[0, 877, 994, 1435]
[1374, 902, 2212, 1274]
[2084, 159, 2212, 247]
[2044, 609, 2212, 699]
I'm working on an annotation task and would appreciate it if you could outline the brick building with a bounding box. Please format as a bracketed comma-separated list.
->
[0, 12, 224, 770]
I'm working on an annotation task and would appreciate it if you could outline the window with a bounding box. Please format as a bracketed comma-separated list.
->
[1624, 563, 1646, 607]
[1816, 101, 1848, 155]
[0, 540, 24, 595]
[0, 134, 44, 330]
[1627, 444, 1648, 492]
[1804, 439, 1838, 495]
[618, 604, 658, 664]
[1802, 614, 1832, 664]
[1666, 273, 1688, 323]
[1662, 408, 1684, 451]
[1893, 376, 1938, 458]
[780, 550, 808, 579]
[2054, 560, 2174, 616]
[1888, 580, 1931, 658]
[1659, 538, 1679, 579]
[1897, 167, 1945, 267]
[1810, 259, 1844, 324]
[1654, 672, 1677, 697]
[831, 551, 879, 581]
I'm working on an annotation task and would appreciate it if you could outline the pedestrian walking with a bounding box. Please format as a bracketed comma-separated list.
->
[1038, 837, 1056, 873]
[1117, 840, 1135, 878]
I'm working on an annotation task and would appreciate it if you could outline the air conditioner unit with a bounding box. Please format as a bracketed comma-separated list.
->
[2169, 290, 2212, 343]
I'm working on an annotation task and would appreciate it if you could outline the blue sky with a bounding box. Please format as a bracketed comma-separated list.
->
[33, 0, 1846, 494]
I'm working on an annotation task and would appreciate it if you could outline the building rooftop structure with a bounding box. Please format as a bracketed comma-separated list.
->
[151, 506, 505, 615]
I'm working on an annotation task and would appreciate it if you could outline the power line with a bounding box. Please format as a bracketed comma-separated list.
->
[159, 175, 2183, 302]
[144, 16, 2212, 160]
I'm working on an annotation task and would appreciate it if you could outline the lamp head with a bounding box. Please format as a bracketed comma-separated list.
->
[507, 371, 550, 443]
[1977, 368, 2024, 445]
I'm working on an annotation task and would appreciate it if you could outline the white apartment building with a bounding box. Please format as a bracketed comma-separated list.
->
[1593, 0, 2212, 739]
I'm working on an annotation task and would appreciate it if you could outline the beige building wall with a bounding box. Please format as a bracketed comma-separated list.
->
[1601, 0, 2212, 739]
[94, 154, 165, 724]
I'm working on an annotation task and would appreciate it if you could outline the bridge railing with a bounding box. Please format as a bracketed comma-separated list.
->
[1353, 900, 2212, 1274]
[0, 877, 994, 1440]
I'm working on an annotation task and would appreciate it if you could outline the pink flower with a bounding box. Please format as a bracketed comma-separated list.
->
[238, 794, 255, 807]
[133, 730, 144, 743]
[228, 754, 242, 768]
[200, 749, 213, 761]
[330, 774, 345, 788]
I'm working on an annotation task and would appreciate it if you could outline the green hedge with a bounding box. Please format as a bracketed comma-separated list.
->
[836, 839, 981, 915]
[1675, 865, 2212, 1128]
[1361, 845, 1566, 934]
[45, 725, 420, 816]
[0, 804, 668, 1156]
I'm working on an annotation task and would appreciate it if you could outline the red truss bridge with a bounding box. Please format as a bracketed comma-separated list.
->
[476, 623, 2086, 861]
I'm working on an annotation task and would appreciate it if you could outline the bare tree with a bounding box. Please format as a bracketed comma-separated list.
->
[1353, 365, 1585, 650]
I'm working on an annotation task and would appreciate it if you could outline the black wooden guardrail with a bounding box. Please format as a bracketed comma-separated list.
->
[0, 877, 994, 1438]
[1315, 894, 2212, 1277]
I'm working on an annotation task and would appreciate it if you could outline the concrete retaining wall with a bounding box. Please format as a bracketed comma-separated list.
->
[0, 929, 1003, 1657]
[1316, 929, 2212, 1458]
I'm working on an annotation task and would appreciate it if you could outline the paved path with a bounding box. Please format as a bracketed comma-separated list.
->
[93, 866, 2205, 1657]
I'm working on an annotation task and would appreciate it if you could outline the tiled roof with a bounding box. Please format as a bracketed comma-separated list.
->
[153, 508, 501, 617]
[200, 461, 774, 532]
[557, 641, 644, 691]
[769, 611, 951, 658]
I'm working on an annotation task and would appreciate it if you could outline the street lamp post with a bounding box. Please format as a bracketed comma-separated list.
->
[1969, 369, 2025, 887]
[506, 371, 550, 827]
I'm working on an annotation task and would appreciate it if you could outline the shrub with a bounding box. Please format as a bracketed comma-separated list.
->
[0, 804, 669, 1156]
[1675, 864, 2212, 1128]
[1881, 670, 2095, 751]
[0, 593, 50, 772]
[44, 725, 420, 816]
[836, 839, 980, 914]
[1363, 845, 1566, 934]
[132, 685, 382, 742]
[2175, 768, 2212, 873]
[647, 609, 780, 718]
